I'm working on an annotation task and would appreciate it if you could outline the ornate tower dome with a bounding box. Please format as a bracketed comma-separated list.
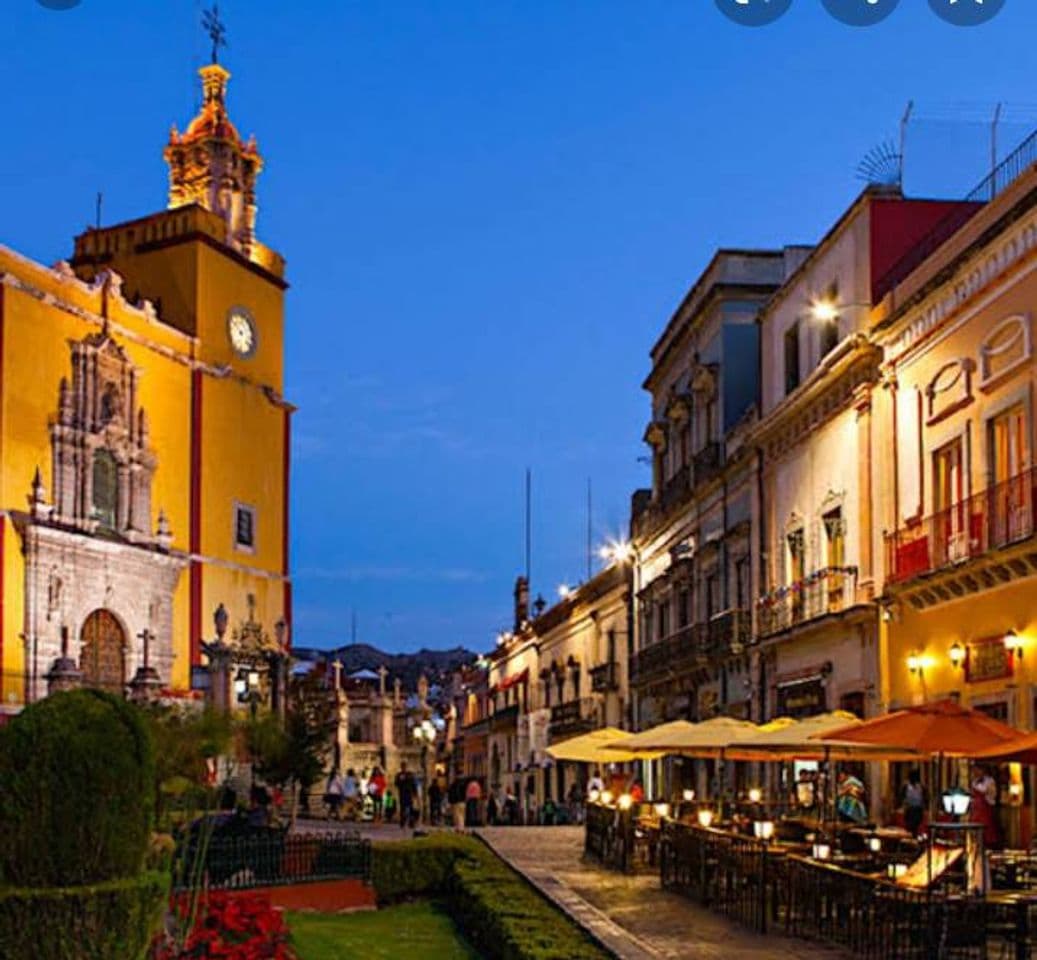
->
[163, 62, 263, 257]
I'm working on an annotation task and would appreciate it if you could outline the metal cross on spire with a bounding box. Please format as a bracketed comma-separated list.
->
[202, 3, 228, 65]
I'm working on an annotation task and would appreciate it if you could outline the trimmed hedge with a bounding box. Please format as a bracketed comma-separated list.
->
[372, 836, 611, 960]
[0, 871, 169, 960]
[0, 689, 155, 887]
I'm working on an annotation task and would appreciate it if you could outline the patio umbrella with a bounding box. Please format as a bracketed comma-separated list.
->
[972, 730, 1037, 764]
[621, 715, 760, 758]
[726, 711, 923, 762]
[815, 699, 1021, 757]
[603, 720, 699, 759]
[546, 727, 649, 764]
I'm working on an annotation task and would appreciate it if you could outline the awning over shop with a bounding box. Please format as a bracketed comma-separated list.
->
[490, 668, 529, 695]
[546, 727, 647, 764]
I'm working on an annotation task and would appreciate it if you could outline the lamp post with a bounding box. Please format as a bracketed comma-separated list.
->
[412, 719, 437, 824]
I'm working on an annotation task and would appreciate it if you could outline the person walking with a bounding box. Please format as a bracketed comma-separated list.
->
[465, 777, 483, 827]
[369, 766, 386, 822]
[343, 768, 360, 820]
[448, 776, 466, 831]
[395, 763, 418, 830]
[324, 769, 344, 821]
[428, 776, 443, 825]
[901, 768, 927, 837]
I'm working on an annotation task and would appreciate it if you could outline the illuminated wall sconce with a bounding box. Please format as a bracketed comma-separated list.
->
[907, 651, 932, 676]
[949, 642, 966, 670]
[1004, 630, 1024, 662]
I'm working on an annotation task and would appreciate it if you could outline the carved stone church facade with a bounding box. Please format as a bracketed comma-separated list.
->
[14, 326, 186, 701]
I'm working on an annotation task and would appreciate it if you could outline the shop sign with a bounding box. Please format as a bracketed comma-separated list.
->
[776, 677, 827, 718]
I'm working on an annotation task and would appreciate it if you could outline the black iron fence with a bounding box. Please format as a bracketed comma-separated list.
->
[584, 803, 635, 873]
[175, 829, 372, 891]
[660, 822, 773, 934]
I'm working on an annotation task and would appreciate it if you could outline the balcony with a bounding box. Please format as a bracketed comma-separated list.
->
[589, 661, 619, 693]
[661, 464, 691, 512]
[489, 702, 520, 733]
[693, 442, 723, 485]
[756, 567, 858, 637]
[629, 623, 706, 688]
[887, 467, 1037, 585]
[706, 608, 751, 656]
[549, 697, 598, 738]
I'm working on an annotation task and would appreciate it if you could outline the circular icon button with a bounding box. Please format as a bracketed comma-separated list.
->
[821, 0, 900, 27]
[714, 0, 793, 27]
[928, 0, 1005, 26]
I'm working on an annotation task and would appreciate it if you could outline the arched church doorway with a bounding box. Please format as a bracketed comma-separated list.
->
[80, 609, 126, 692]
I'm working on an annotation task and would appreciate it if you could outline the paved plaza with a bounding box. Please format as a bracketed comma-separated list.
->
[479, 827, 847, 960]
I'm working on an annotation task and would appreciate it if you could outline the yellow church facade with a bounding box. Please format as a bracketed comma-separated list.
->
[0, 61, 292, 712]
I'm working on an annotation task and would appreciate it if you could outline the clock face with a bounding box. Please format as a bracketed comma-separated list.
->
[227, 308, 256, 357]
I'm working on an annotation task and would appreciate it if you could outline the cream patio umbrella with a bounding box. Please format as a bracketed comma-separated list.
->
[602, 720, 699, 759]
[616, 715, 760, 758]
[547, 727, 652, 764]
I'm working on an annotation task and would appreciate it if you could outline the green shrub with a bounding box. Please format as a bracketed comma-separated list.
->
[0, 689, 155, 886]
[0, 871, 169, 960]
[371, 836, 610, 960]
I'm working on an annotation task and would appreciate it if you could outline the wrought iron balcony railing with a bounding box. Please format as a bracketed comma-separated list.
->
[550, 697, 598, 737]
[886, 466, 1037, 585]
[756, 567, 858, 637]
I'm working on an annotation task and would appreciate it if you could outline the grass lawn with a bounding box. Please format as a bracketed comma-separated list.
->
[288, 902, 481, 959]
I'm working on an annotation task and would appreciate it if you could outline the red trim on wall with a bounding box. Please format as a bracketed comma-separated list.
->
[189, 369, 203, 666]
[283, 408, 292, 649]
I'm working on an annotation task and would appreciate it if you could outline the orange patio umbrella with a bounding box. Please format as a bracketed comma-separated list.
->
[815, 698, 1022, 757]
[972, 730, 1037, 765]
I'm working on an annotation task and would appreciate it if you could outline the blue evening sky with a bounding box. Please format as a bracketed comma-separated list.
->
[3, 1, 1034, 652]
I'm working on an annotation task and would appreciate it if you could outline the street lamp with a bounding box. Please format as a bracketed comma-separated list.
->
[942, 787, 971, 820]
[412, 719, 438, 824]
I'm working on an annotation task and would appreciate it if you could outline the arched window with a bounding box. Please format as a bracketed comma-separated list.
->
[92, 450, 118, 530]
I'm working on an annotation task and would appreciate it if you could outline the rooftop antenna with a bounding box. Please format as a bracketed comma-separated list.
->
[95, 192, 103, 231]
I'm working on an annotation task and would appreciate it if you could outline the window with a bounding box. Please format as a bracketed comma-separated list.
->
[989, 405, 1031, 543]
[657, 599, 670, 640]
[92, 450, 119, 530]
[787, 528, 805, 620]
[822, 508, 846, 610]
[704, 572, 720, 619]
[677, 588, 690, 629]
[819, 317, 839, 359]
[735, 556, 750, 610]
[933, 439, 966, 563]
[784, 323, 801, 395]
[235, 504, 256, 551]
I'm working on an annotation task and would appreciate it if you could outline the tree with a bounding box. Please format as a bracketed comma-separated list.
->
[245, 670, 337, 825]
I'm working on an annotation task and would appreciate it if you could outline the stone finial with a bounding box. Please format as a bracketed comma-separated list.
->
[29, 467, 52, 521]
[418, 673, 429, 708]
[156, 510, 173, 550]
[393, 676, 402, 708]
[378, 665, 388, 697]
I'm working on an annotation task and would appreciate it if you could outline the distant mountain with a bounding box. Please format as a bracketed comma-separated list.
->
[292, 643, 477, 692]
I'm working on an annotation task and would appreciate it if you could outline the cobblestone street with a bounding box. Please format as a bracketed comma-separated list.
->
[479, 827, 847, 960]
